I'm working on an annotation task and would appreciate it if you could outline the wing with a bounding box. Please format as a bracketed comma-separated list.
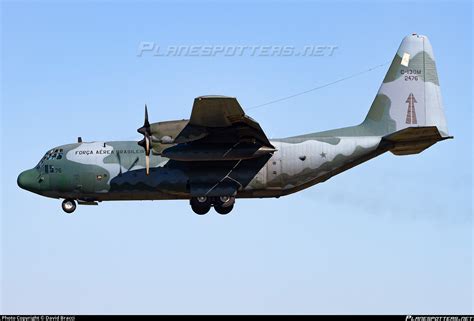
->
[158, 96, 274, 197]
[172, 95, 273, 148]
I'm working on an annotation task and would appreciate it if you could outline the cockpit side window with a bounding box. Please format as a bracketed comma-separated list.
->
[35, 149, 64, 169]
[36, 153, 49, 169]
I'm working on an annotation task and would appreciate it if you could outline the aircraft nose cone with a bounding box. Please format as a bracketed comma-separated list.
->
[17, 169, 39, 192]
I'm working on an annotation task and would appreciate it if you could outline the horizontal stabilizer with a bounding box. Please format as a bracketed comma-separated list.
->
[382, 126, 453, 155]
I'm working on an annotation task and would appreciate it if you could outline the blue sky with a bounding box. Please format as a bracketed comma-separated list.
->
[1, 0, 472, 314]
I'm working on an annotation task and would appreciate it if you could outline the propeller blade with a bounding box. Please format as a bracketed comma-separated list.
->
[146, 154, 150, 176]
[144, 104, 149, 128]
[137, 104, 151, 135]
[116, 151, 123, 176]
[137, 104, 152, 176]
[145, 135, 150, 175]
[145, 135, 150, 154]
[127, 156, 139, 172]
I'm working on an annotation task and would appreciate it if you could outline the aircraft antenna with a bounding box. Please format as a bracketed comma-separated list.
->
[247, 61, 390, 111]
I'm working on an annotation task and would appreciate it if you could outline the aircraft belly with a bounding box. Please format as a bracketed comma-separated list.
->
[109, 166, 189, 195]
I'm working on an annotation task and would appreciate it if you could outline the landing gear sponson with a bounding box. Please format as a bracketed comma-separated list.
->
[190, 196, 235, 215]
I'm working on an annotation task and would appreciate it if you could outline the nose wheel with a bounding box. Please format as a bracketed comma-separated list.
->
[190, 196, 235, 215]
[61, 199, 77, 214]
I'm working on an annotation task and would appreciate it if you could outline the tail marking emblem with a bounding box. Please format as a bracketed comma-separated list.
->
[405, 93, 418, 124]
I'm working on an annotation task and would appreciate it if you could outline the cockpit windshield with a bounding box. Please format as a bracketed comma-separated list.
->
[35, 148, 64, 169]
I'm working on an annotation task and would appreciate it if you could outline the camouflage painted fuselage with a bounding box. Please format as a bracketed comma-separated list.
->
[27, 135, 383, 201]
[18, 34, 452, 205]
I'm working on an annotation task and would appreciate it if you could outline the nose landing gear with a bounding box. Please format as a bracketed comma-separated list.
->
[61, 199, 77, 214]
[190, 196, 235, 215]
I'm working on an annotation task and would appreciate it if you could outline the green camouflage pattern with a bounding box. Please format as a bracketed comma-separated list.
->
[18, 34, 452, 209]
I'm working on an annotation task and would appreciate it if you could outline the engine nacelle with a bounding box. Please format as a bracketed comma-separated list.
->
[149, 119, 189, 154]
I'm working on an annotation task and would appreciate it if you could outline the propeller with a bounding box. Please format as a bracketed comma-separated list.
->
[128, 156, 140, 172]
[116, 151, 123, 176]
[137, 104, 151, 175]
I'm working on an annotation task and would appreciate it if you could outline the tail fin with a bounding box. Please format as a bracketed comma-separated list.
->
[308, 33, 452, 153]
[363, 33, 450, 138]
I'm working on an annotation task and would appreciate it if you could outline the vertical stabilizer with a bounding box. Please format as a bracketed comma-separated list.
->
[363, 34, 449, 137]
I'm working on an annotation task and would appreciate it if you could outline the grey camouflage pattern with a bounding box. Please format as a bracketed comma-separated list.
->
[17, 34, 451, 209]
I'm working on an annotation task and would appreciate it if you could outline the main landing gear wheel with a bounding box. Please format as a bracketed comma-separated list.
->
[214, 204, 234, 215]
[190, 196, 211, 215]
[214, 196, 235, 215]
[62, 199, 77, 214]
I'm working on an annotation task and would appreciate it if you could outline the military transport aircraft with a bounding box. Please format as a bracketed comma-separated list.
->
[18, 34, 452, 215]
